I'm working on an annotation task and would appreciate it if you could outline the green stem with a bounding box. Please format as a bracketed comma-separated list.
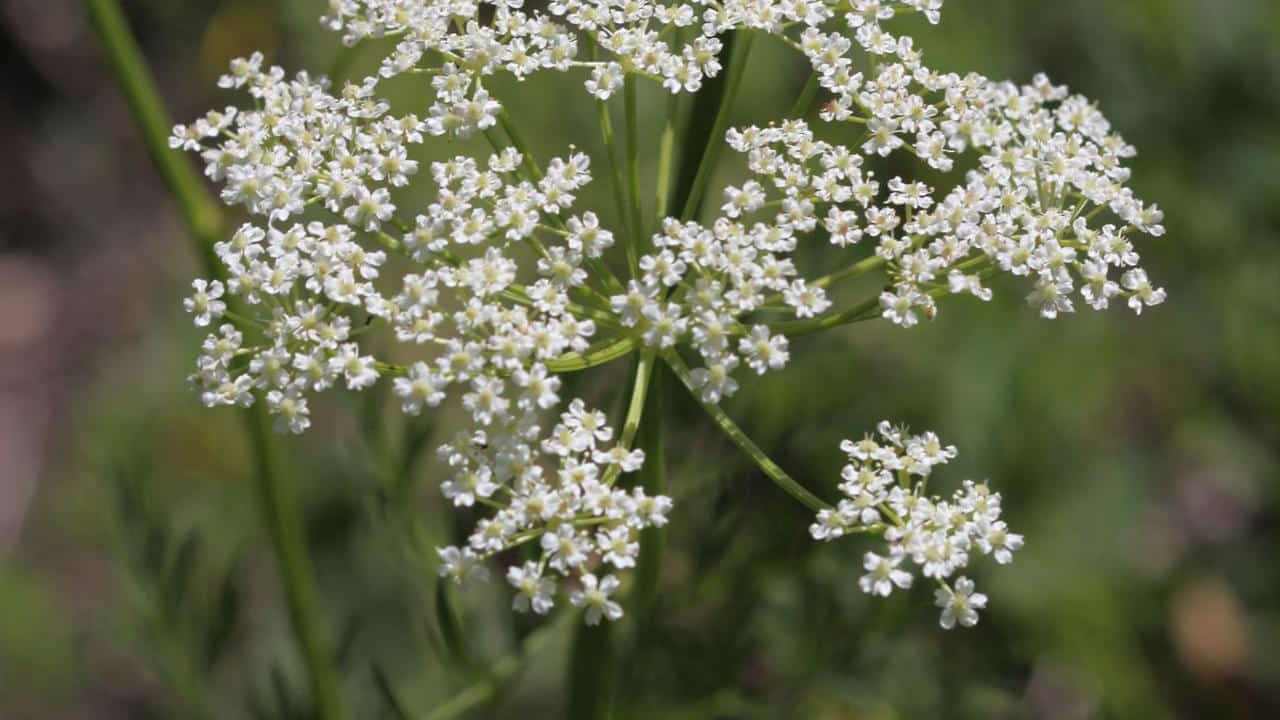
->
[760, 253, 886, 307]
[547, 337, 638, 373]
[787, 69, 820, 119]
[811, 254, 886, 290]
[624, 74, 646, 266]
[487, 108, 626, 294]
[632, 361, 666, 618]
[566, 350, 655, 719]
[83, 0, 221, 250]
[769, 295, 882, 337]
[663, 351, 827, 512]
[654, 91, 680, 221]
[602, 350, 656, 484]
[568, 620, 616, 720]
[597, 97, 637, 276]
[245, 406, 348, 720]
[85, 3, 347, 718]
[679, 30, 756, 222]
[497, 108, 545, 182]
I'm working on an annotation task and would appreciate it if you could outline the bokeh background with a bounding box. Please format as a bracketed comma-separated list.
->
[4, 0, 1280, 717]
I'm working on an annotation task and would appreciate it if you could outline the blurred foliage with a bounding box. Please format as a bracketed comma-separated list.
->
[4, 0, 1280, 717]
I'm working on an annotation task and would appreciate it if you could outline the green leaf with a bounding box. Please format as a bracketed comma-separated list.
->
[203, 556, 242, 670]
[434, 581, 469, 669]
[166, 529, 202, 615]
[371, 663, 412, 720]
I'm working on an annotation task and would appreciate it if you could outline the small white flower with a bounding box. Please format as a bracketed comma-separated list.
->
[570, 573, 624, 625]
[437, 546, 488, 585]
[184, 279, 226, 327]
[859, 551, 914, 597]
[935, 576, 987, 629]
[507, 562, 556, 615]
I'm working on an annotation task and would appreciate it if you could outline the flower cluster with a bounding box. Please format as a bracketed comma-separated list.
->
[811, 422, 1022, 629]
[790, 17, 1167, 324]
[171, 0, 1165, 630]
[179, 54, 612, 434]
[436, 401, 671, 625]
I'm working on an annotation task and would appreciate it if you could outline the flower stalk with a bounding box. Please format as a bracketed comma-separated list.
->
[680, 30, 756, 222]
[84, 2, 347, 718]
[663, 350, 827, 512]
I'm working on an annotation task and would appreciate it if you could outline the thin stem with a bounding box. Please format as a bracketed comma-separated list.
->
[547, 337, 638, 373]
[497, 108, 544, 182]
[84, 0, 221, 249]
[624, 74, 646, 266]
[787, 69, 820, 119]
[654, 91, 680, 221]
[85, 3, 347, 718]
[812, 254, 886, 290]
[680, 30, 756, 222]
[602, 349, 656, 484]
[761, 253, 886, 307]
[486, 109, 624, 293]
[597, 96, 637, 275]
[663, 351, 827, 512]
[632, 361, 666, 618]
[769, 295, 882, 337]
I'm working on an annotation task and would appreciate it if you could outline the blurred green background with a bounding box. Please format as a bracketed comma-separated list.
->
[3, 0, 1280, 717]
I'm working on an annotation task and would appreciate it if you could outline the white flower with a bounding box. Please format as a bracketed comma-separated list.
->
[738, 325, 789, 374]
[329, 343, 379, 390]
[689, 355, 741, 404]
[507, 562, 556, 615]
[184, 279, 225, 327]
[974, 519, 1024, 564]
[935, 576, 987, 629]
[394, 361, 447, 414]
[859, 551, 914, 597]
[570, 573, 624, 625]
[1122, 268, 1167, 314]
[597, 526, 640, 569]
[437, 546, 488, 585]
[541, 525, 591, 573]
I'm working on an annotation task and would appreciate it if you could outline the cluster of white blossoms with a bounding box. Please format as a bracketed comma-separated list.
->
[811, 422, 1022, 629]
[172, 0, 1164, 627]
[435, 400, 671, 625]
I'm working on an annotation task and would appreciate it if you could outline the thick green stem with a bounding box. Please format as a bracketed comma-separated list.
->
[245, 406, 347, 720]
[566, 350, 655, 719]
[85, 2, 347, 718]
[567, 620, 616, 720]
[663, 351, 828, 512]
[632, 361, 666, 619]
[679, 30, 756, 222]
